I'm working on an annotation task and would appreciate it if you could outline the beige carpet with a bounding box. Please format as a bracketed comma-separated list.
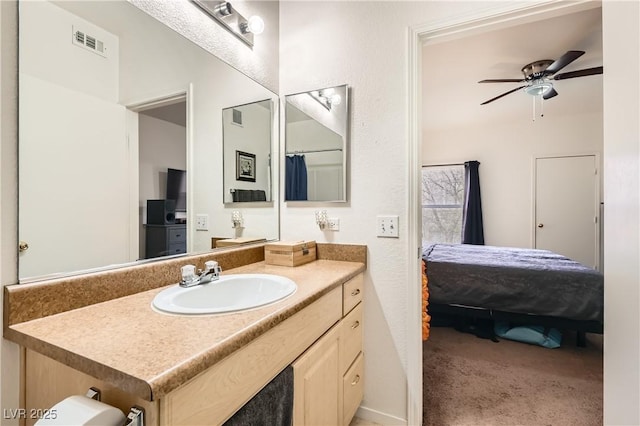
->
[423, 326, 603, 426]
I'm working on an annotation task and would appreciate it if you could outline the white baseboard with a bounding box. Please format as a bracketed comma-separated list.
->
[355, 405, 407, 425]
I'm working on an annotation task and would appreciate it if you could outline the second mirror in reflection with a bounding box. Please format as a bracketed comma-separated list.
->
[223, 100, 273, 204]
[284, 85, 349, 202]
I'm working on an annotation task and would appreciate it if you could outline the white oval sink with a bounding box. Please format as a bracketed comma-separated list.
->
[152, 274, 297, 315]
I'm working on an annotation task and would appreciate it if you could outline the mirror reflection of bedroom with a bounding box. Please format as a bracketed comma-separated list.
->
[421, 6, 604, 425]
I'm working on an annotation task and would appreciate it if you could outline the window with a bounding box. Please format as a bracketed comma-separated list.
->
[422, 164, 465, 246]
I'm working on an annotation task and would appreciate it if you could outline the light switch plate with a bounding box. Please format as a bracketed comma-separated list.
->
[377, 215, 399, 238]
[196, 214, 209, 231]
[327, 217, 340, 231]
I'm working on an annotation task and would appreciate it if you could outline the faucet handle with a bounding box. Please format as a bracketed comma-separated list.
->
[204, 260, 222, 274]
[181, 264, 196, 283]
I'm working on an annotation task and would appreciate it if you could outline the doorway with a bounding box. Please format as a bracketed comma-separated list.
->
[407, 2, 604, 424]
[130, 95, 188, 260]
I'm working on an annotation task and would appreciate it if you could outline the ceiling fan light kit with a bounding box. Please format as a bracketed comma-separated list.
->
[524, 80, 554, 97]
[478, 50, 603, 120]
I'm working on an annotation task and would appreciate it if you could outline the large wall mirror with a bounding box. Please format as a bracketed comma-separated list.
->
[284, 85, 349, 202]
[18, 0, 279, 282]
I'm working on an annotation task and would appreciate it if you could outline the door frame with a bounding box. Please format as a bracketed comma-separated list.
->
[406, 2, 601, 424]
[531, 153, 601, 269]
[126, 85, 193, 256]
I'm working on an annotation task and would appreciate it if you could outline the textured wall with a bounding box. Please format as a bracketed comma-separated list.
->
[130, 0, 279, 93]
[279, 1, 501, 422]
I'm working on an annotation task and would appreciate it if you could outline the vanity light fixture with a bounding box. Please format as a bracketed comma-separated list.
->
[309, 88, 342, 111]
[191, 0, 264, 47]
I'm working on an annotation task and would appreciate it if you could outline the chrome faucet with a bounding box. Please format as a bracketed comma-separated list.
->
[179, 260, 222, 287]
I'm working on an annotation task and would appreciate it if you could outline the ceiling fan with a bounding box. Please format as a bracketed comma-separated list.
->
[479, 50, 603, 105]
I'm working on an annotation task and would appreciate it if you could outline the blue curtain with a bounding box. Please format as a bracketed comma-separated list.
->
[285, 155, 308, 201]
[462, 160, 485, 245]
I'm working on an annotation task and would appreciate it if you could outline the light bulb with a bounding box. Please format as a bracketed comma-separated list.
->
[246, 15, 265, 35]
[330, 94, 342, 106]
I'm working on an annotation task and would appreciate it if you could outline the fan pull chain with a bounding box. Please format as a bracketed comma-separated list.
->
[540, 95, 545, 118]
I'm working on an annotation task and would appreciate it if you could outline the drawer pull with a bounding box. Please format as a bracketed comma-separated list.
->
[351, 320, 360, 329]
[351, 375, 360, 386]
[351, 288, 361, 297]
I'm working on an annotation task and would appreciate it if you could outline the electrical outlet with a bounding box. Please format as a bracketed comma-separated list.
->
[327, 217, 340, 231]
[196, 214, 209, 231]
[377, 215, 399, 238]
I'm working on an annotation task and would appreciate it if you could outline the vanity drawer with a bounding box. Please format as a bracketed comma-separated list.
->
[167, 242, 187, 255]
[342, 274, 363, 315]
[340, 303, 363, 373]
[342, 352, 364, 426]
[168, 227, 186, 243]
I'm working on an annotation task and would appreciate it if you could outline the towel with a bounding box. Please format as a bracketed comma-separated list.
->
[232, 189, 267, 202]
[224, 366, 293, 426]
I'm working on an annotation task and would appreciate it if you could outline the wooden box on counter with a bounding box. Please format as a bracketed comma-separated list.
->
[265, 240, 317, 267]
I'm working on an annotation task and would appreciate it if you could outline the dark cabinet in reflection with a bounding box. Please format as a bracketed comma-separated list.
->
[145, 224, 186, 259]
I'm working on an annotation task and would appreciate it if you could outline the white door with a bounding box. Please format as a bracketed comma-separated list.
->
[535, 155, 599, 269]
[19, 75, 130, 279]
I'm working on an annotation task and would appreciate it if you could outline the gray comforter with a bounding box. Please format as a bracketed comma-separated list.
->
[422, 244, 604, 322]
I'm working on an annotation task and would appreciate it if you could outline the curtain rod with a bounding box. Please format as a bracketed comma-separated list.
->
[421, 162, 465, 167]
[286, 148, 343, 154]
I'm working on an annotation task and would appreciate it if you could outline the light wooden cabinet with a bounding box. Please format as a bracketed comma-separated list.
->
[292, 325, 341, 426]
[293, 273, 364, 426]
[342, 352, 364, 425]
[22, 274, 364, 426]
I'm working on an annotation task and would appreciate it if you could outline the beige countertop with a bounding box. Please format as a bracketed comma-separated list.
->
[6, 259, 365, 401]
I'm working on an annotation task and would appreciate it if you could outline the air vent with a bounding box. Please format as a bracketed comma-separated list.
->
[72, 26, 107, 58]
[232, 109, 243, 126]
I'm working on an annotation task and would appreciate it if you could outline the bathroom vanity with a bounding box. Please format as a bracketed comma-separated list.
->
[4, 244, 366, 426]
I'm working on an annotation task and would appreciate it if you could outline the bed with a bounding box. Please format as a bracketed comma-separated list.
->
[422, 243, 604, 345]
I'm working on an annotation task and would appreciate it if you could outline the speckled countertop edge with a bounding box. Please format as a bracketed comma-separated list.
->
[6, 258, 366, 401]
[4, 244, 267, 326]
[4, 243, 367, 326]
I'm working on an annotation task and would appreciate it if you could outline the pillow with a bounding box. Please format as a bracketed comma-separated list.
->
[494, 321, 562, 349]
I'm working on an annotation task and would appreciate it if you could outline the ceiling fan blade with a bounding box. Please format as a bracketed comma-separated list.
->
[478, 79, 525, 83]
[543, 87, 558, 100]
[480, 85, 527, 105]
[553, 66, 603, 80]
[545, 50, 585, 74]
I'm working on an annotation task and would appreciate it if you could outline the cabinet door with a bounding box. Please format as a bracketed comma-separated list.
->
[293, 325, 340, 426]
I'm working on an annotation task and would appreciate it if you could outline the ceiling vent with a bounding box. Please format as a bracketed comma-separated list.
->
[72, 26, 107, 58]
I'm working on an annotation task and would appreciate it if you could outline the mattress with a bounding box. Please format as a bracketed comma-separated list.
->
[422, 244, 604, 322]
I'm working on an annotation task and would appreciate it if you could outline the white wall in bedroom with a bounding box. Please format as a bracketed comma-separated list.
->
[423, 110, 603, 249]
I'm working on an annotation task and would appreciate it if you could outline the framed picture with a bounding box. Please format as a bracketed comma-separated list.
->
[236, 150, 256, 182]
